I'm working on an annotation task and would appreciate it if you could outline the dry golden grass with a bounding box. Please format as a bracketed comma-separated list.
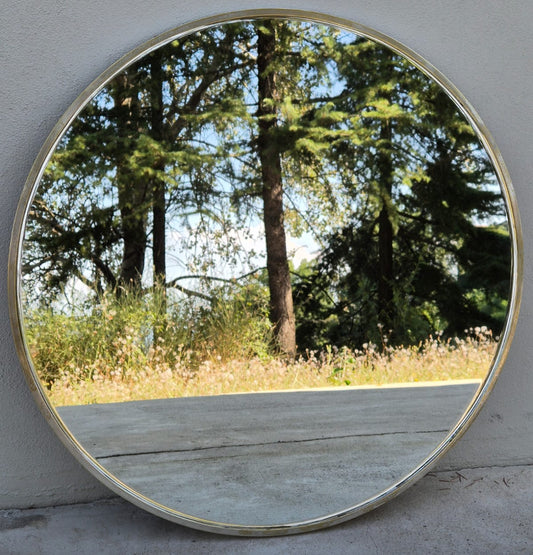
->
[44, 328, 496, 406]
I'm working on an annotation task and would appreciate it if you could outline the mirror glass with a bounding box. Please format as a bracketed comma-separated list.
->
[15, 14, 517, 532]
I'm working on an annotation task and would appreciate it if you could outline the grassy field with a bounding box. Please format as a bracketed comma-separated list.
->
[23, 289, 498, 405]
[35, 328, 495, 406]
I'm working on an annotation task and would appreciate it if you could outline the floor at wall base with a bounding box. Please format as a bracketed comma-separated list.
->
[1, 464, 531, 554]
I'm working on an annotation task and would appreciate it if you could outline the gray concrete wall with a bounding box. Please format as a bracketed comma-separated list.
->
[1, 0, 531, 529]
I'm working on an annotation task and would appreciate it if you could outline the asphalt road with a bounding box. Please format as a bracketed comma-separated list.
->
[57, 381, 480, 526]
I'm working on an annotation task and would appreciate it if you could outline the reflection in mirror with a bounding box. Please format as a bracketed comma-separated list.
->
[19, 16, 512, 528]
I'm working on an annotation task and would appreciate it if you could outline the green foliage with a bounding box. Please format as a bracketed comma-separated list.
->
[25, 282, 275, 387]
[191, 284, 274, 363]
[23, 19, 511, 360]
[292, 36, 510, 351]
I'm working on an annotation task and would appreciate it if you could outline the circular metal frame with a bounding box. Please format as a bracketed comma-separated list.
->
[8, 9, 523, 536]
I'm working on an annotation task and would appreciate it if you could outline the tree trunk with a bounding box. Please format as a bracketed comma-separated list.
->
[150, 51, 168, 338]
[257, 22, 296, 357]
[377, 120, 394, 333]
[150, 51, 167, 288]
[114, 72, 149, 293]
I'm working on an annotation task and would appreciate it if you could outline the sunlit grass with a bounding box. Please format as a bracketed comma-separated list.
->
[41, 327, 496, 406]
[23, 287, 497, 406]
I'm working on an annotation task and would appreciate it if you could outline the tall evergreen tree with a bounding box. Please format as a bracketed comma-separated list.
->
[293, 36, 510, 349]
[23, 19, 510, 357]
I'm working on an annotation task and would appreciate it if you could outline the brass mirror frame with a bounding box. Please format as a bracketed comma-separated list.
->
[8, 9, 523, 537]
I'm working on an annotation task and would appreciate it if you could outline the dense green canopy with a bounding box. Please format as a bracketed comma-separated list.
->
[23, 19, 510, 354]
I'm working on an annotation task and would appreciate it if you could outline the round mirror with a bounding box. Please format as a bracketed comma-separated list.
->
[9, 10, 521, 535]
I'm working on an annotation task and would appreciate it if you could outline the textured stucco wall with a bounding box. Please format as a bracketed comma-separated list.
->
[1, 0, 531, 514]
